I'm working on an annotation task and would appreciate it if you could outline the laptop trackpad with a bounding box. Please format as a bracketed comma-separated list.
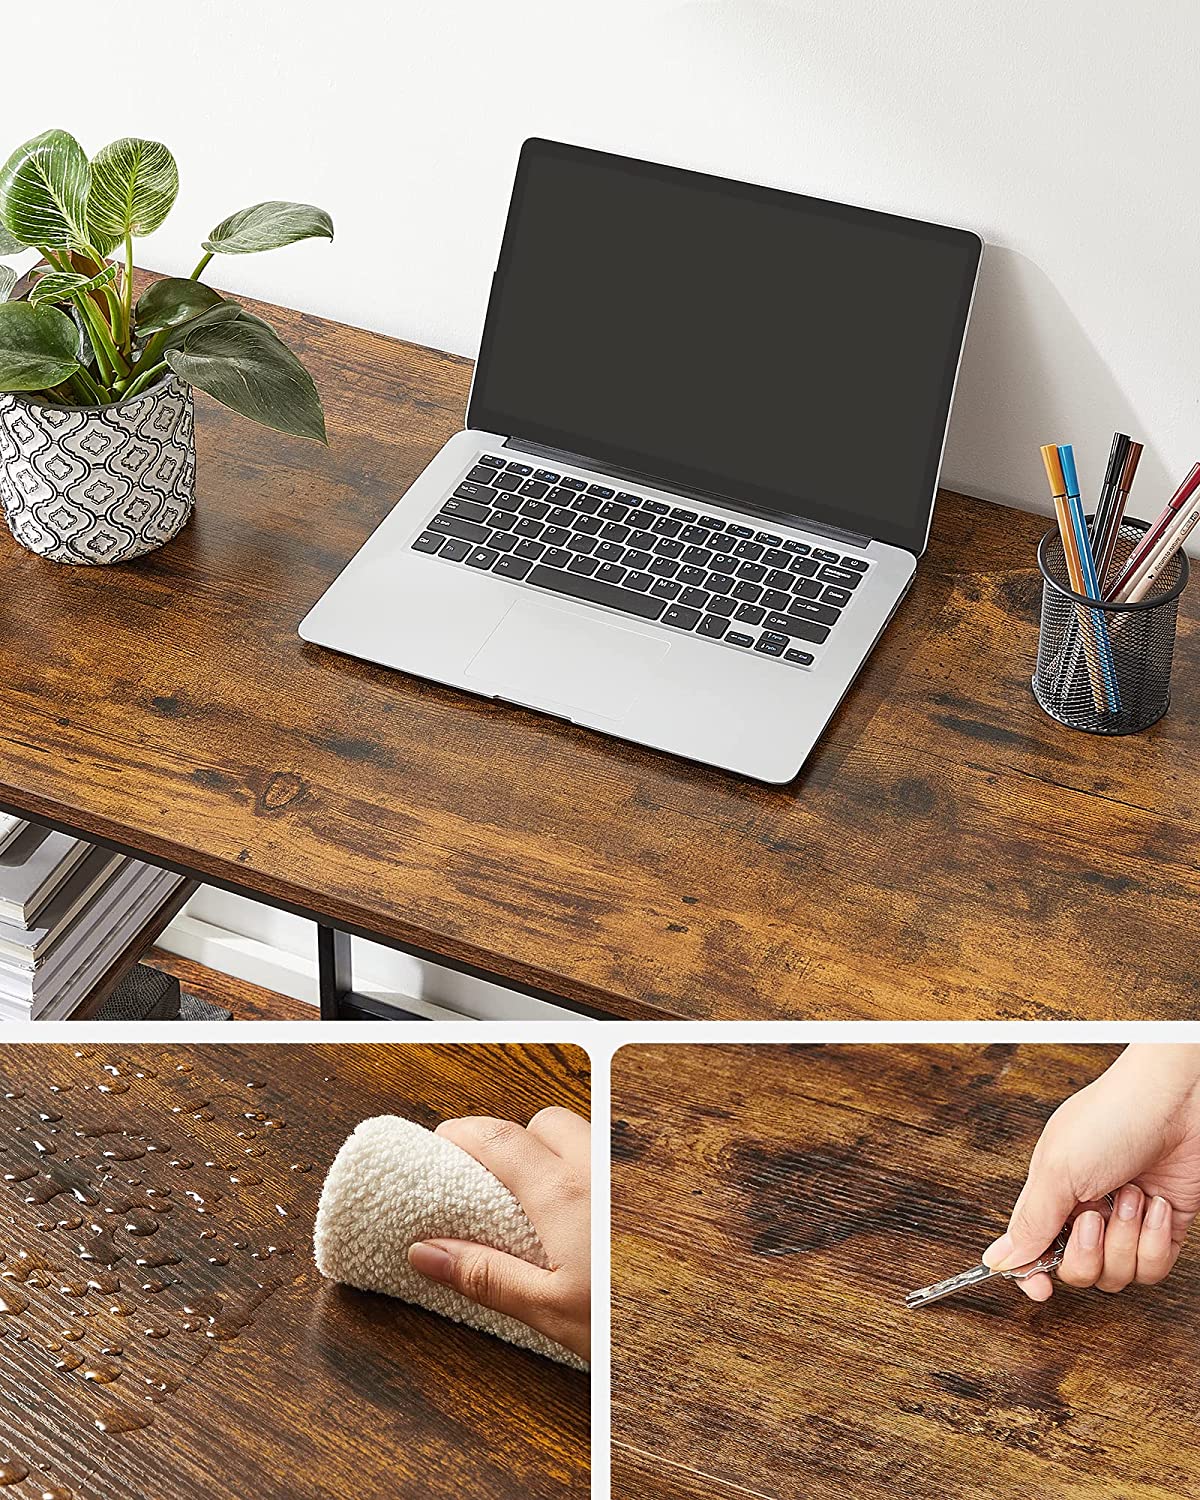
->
[465, 598, 671, 720]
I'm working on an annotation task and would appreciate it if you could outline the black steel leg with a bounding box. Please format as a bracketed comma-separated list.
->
[317, 924, 353, 1019]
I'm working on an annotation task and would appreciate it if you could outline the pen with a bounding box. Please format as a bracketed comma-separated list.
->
[1091, 432, 1129, 549]
[1058, 444, 1121, 711]
[1041, 443, 1108, 712]
[1105, 461, 1200, 600]
[1116, 495, 1200, 604]
[1094, 435, 1141, 588]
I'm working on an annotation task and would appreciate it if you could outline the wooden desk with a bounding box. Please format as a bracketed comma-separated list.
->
[0, 281, 1196, 1020]
[0, 1042, 589, 1499]
[611, 1043, 1198, 1500]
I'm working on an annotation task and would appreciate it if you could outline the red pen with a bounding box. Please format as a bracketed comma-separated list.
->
[1106, 461, 1200, 599]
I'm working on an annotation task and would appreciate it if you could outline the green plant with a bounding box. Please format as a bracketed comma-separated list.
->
[0, 129, 332, 441]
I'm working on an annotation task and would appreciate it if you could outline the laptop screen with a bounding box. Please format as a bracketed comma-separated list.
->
[468, 140, 981, 555]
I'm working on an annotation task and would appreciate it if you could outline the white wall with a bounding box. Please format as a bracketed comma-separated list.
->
[7, 1, 1197, 1012]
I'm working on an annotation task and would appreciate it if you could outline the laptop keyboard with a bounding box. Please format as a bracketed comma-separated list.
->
[410, 455, 871, 665]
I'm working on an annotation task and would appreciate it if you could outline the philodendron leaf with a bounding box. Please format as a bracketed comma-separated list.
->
[159, 299, 240, 350]
[0, 129, 93, 252]
[0, 266, 15, 304]
[0, 224, 27, 255]
[0, 301, 80, 390]
[88, 137, 179, 242]
[165, 315, 326, 442]
[201, 201, 333, 256]
[28, 262, 118, 306]
[134, 276, 226, 336]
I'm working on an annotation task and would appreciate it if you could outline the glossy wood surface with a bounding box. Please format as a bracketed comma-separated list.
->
[0, 277, 1195, 1019]
[0, 1043, 589, 1499]
[612, 1043, 1199, 1499]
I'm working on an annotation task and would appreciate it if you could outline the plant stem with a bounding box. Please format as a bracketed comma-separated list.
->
[122, 360, 168, 400]
[71, 367, 109, 405]
[126, 327, 170, 381]
[79, 294, 130, 380]
[122, 232, 134, 355]
[189, 250, 213, 280]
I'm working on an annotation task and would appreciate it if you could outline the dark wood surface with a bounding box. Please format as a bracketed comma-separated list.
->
[0, 1043, 589, 1500]
[146, 949, 316, 1021]
[68, 882, 199, 1020]
[0, 275, 1196, 1019]
[611, 1043, 1200, 1500]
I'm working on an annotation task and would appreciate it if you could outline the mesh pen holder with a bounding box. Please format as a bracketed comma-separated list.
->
[1033, 517, 1189, 734]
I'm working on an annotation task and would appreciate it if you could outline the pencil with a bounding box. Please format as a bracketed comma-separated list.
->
[1041, 444, 1109, 712]
[1116, 494, 1200, 604]
[1105, 461, 1200, 600]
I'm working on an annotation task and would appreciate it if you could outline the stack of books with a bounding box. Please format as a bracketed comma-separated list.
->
[0, 814, 186, 1021]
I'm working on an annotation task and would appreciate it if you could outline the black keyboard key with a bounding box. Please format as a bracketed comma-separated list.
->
[818, 565, 863, 589]
[628, 530, 655, 551]
[733, 540, 764, 561]
[680, 525, 711, 546]
[465, 546, 498, 569]
[478, 454, 505, 469]
[598, 502, 630, 523]
[649, 557, 679, 578]
[677, 566, 707, 587]
[467, 464, 498, 483]
[823, 585, 853, 607]
[430, 514, 490, 544]
[727, 632, 753, 647]
[542, 525, 571, 547]
[616, 492, 642, 506]
[543, 546, 573, 568]
[681, 546, 712, 568]
[571, 494, 602, 514]
[707, 595, 737, 617]
[533, 468, 560, 483]
[440, 538, 471, 562]
[455, 481, 494, 502]
[699, 515, 725, 530]
[732, 581, 762, 603]
[764, 568, 793, 590]
[764, 608, 837, 634]
[786, 599, 841, 625]
[600, 522, 631, 543]
[514, 539, 545, 561]
[443, 497, 490, 522]
[513, 517, 543, 538]
[641, 499, 670, 515]
[567, 534, 597, 555]
[761, 589, 791, 611]
[840, 557, 869, 572]
[568, 555, 600, 576]
[623, 549, 652, 571]
[412, 531, 442, 554]
[710, 554, 738, 575]
[655, 537, 684, 559]
[670, 506, 698, 522]
[755, 532, 782, 546]
[708, 532, 734, 555]
[737, 561, 767, 582]
[548, 505, 575, 526]
[663, 604, 702, 631]
[491, 531, 518, 552]
[559, 476, 587, 491]
[784, 539, 811, 554]
[785, 648, 815, 665]
[520, 492, 549, 511]
[595, 541, 624, 563]
[651, 578, 681, 599]
[595, 563, 627, 585]
[625, 571, 653, 592]
[652, 517, 683, 538]
[812, 548, 839, 563]
[697, 614, 728, 639]
[493, 471, 523, 492]
[505, 461, 533, 475]
[734, 603, 765, 625]
[586, 484, 614, 498]
[493, 554, 532, 580]
[679, 587, 710, 610]
[573, 514, 603, 534]
[789, 556, 820, 577]
[706, 573, 734, 595]
[490, 509, 519, 532]
[726, 524, 754, 538]
[755, 634, 786, 656]
[762, 548, 791, 568]
[793, 578, 823, 600]
[527, 564, 666, 619]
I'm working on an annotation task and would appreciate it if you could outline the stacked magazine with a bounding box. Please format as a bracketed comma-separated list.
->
[0, 814, 185, 1022]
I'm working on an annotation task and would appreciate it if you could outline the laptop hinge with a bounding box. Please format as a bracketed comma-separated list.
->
[502, 437, 874, 549]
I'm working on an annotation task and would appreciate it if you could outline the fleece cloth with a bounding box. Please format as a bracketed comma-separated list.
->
[314, 1115, 587, 1370]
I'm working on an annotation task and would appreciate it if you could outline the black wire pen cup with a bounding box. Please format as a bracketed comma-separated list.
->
[1032, 516, 1189, 734]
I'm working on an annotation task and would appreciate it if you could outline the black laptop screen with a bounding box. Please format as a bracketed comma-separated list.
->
[468, 140, 981, 554]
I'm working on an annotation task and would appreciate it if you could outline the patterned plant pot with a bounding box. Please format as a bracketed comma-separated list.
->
[0, 374, 195, 565]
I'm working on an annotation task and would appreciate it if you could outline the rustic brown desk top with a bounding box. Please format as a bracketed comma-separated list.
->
[611, 1043, 1198, 1500]
[0, 1042, 589, 1500]
[0, 281, 1196, 1019]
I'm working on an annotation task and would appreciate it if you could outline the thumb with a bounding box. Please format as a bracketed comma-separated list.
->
[408, 1238, 547, 1323]
[983, 1167, 1079, 1272]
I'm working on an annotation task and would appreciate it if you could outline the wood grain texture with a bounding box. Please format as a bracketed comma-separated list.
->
[612, 1043, 1200, 1500]
[0, 1043, 589, 1499]
[0, 273, 1196, 1019]
[144, 950, 317, 1021]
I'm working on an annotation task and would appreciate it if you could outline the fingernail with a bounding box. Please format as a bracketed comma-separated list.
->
[1077, 1211, 1102, 1249]
[983, 1233, 1015, 1268]
[1145, 1195, 1170, 1231]
[408, 1242, 454, 1283]
[1117, 1186, 1142, 1221]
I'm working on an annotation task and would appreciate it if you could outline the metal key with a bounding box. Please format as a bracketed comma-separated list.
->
[905, 1229, 1070, 1309]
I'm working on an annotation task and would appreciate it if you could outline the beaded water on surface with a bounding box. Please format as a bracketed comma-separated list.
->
[1032, 519, 1188, 735]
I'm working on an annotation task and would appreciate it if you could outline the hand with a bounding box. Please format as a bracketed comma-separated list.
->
[984, 1045, 1200, 1299]
[407, 1106, 590, 1359]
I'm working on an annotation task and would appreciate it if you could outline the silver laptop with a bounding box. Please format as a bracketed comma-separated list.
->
[300, 140, 981, 783]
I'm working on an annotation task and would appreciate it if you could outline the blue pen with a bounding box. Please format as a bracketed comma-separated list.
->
[1058, 444, 1121, 712]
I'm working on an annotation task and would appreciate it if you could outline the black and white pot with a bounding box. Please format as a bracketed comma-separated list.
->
[0, 374, 195, 565]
